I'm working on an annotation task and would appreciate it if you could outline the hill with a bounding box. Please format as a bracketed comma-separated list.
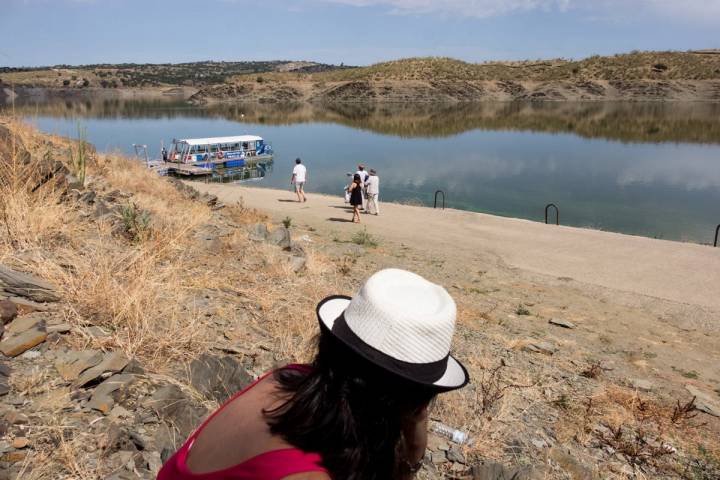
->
[190, 51, 720, 103]
[2, 51, 720, 103]
[0, 60, 350, 89]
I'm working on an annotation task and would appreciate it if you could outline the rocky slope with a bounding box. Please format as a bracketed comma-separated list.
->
[189, 79, 720, 104]
[189, 51, 720, 104]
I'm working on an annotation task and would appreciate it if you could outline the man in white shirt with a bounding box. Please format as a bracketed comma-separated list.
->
[291, 158, 307, 203]
[355, 164, 369, 209]
[365, 168, 380, 215]
[355, 164, 369, 186]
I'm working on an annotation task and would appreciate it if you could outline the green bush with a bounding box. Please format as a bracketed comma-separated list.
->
[351, 228, 378, 247]
[70, 125, 88, 186]
[120, 203, 151, 242]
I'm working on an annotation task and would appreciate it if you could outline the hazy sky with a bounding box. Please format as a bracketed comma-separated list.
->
[1, 0, 718, 66]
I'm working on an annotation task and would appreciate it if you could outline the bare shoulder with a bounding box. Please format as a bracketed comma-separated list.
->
[282, 472, 331, 480]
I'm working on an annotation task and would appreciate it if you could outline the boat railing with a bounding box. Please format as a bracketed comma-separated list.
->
[434, 190, 446, 209]
[545, 203, 559, 225]
[132, 144, 150, 166]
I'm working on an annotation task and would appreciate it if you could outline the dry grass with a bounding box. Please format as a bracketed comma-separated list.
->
[0, 116, 215, 368]
[553, 384, 718, 473]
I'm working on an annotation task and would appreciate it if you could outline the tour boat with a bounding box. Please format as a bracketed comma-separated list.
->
[169, 135, 273, 168]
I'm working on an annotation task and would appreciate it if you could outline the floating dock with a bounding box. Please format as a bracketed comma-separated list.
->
[150, 158, 273, 183]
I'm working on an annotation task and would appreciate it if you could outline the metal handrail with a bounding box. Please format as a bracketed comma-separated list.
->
[715, 224, 720, 247]
[434, 190, 446, 209]
[545, 203, 559, 225]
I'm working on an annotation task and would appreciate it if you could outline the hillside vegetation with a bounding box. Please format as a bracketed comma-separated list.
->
[0, 60, 348, 89]
[232, 51, 720, 82]
[3, 51, 720, 103]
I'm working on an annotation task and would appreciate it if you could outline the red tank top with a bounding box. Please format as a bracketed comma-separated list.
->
[157, 364, 327, 480]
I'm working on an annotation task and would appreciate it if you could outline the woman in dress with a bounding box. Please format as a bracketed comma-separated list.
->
[349, 173, 363, 223]
[157, 269, 469, 480]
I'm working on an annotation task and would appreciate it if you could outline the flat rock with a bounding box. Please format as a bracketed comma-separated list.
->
[55, 350, 104, 381]
[248, 223, 269, 242]
[4, 412, 29, 425]
[685, 385, 720, 417]
[20, 350, 41, 360]
[447, 447, 466, 464]
[88, 374, 135, 414]
[1, 451, 27, 463]
[86, 325, 111, 338]
[0, 362, 10, 377]
[5, 313, 45, 334]
[548, 447, 593, 480]
[8, 297, 49, 314]
[267, 227, 292, 250]
[471, 461, 533, 480]
[631, 379, 654, 392]
[147, 385, 208, 451]
[188, 353, 253, 403]
[0, 327, 47, 357]
[549, 318, 576, 329]
[47, 323, 72, 334]
[74, 352, 129, 387]
[11, 437, 28, 449]
[0, 265, 59, 302]
[523, 341, 556, 355]
[0, 299, 17, 324]
[289, 256, 306, 273]
[431, 451, 448, 465]
[0, 381, 9, 396]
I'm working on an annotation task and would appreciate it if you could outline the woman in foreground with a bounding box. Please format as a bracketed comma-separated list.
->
[157, 268, 469, 480]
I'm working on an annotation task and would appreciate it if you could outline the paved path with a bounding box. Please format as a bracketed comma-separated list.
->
[198, 184, 720, 310]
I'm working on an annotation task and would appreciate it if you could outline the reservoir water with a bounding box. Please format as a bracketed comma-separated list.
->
[6, 96, 720, 243]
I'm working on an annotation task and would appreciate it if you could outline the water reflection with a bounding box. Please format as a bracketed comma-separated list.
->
[6, 93, 720, 144]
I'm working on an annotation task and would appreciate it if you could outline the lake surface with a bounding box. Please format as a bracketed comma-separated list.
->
[5, 95, 720, 243]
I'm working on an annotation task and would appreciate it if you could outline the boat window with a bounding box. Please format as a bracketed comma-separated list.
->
[209, 144, 219, 153]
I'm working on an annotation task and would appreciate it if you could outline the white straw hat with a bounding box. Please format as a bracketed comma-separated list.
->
[317, 269, 469, 391]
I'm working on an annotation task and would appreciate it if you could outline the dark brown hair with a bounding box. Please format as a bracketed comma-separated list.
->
[264, 332, 436, 479]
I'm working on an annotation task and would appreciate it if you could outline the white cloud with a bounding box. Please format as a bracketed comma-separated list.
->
[322, 0, 720, 21]
[324, 0, 570, 18]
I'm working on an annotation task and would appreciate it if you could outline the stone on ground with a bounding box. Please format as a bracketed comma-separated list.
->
[0, 299, 18, 324]
[5, 313, 45, 335]
[248, 223, 269, 242]
[74, 352, 129, 387]
[471, 461, 534, 480]
[0, 265, 59, 302]
[685, 385, 720, 417]
[522, 341, 556, 355]
[55, 350, 104, 381]
[268, 227, 292, 250]
[88, 374, 135, 414]
[146, 384, 208, 451]
[188, 353, 253, 403]
[549, 318, 576, 329]
[0, 327, 48, 357]
[7, 297, 48, 314]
